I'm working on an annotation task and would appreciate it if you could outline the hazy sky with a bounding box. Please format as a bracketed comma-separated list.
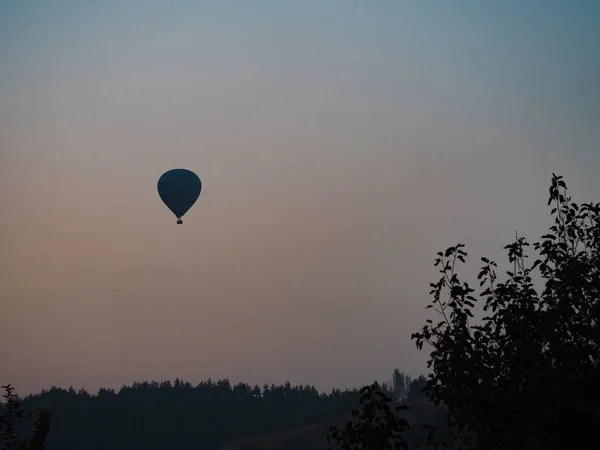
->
[1, 1, 599, 396]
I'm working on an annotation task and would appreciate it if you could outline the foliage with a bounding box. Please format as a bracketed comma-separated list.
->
[0, 385, 51, 450]
[411, 174, 600, 449]
[327, 383, 410, 450]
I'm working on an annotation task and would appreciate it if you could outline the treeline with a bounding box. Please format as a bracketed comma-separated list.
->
[3, 378, 359, 450]
[1, 369, 427, 450]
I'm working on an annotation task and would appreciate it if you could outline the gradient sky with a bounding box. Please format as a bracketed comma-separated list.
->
[1, 1, 599, 396]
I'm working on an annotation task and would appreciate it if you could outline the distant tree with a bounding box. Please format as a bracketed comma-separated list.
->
[0, 384, 51, 450]
[411, 174, 600, 449]
[390, 370, 408, 402]
[406, 376, 427, 402]
[382, 370, 428, 403]
[327, 383, 410, 450]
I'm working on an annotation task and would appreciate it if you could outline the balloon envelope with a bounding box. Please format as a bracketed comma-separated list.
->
[157, 169, 202, 223]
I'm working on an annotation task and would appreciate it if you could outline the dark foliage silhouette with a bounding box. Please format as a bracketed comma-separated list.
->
[409, 174, 600, 449]
[326, 383, 410, 450]
[324, 174, 599, 450]
[0, 384, 51, 450]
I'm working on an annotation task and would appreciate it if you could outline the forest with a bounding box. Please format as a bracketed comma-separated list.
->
[0, 372, 427, 450]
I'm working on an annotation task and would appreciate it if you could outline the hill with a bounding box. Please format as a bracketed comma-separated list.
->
[220, 399, 448, 450]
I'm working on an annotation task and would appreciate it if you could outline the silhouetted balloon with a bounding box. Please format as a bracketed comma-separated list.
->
[157, 169, 202, 224]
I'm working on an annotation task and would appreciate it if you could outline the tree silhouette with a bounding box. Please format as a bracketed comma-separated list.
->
[327, 383, 410, 450]
[390, 370, 410, 402]
[411, 174, 600, 449]
[0, 384, 51, 450]
[406, 376, 427, 402]
[325, 174, 599, 450]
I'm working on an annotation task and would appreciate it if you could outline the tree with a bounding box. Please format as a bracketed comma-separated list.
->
[0, 384, 51, 450]
[327, 383, 410, 450]
[411, 174, 600, 449]
[406, 376, 427, 402]
[392, 370, 411, 402]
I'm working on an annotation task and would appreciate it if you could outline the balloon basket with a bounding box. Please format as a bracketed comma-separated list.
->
[177, 219, 183, 224]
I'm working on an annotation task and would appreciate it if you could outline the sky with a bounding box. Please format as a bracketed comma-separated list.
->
[1, 0, 599, 396]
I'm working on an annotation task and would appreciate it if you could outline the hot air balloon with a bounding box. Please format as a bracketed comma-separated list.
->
[157, 169, 202, 224]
